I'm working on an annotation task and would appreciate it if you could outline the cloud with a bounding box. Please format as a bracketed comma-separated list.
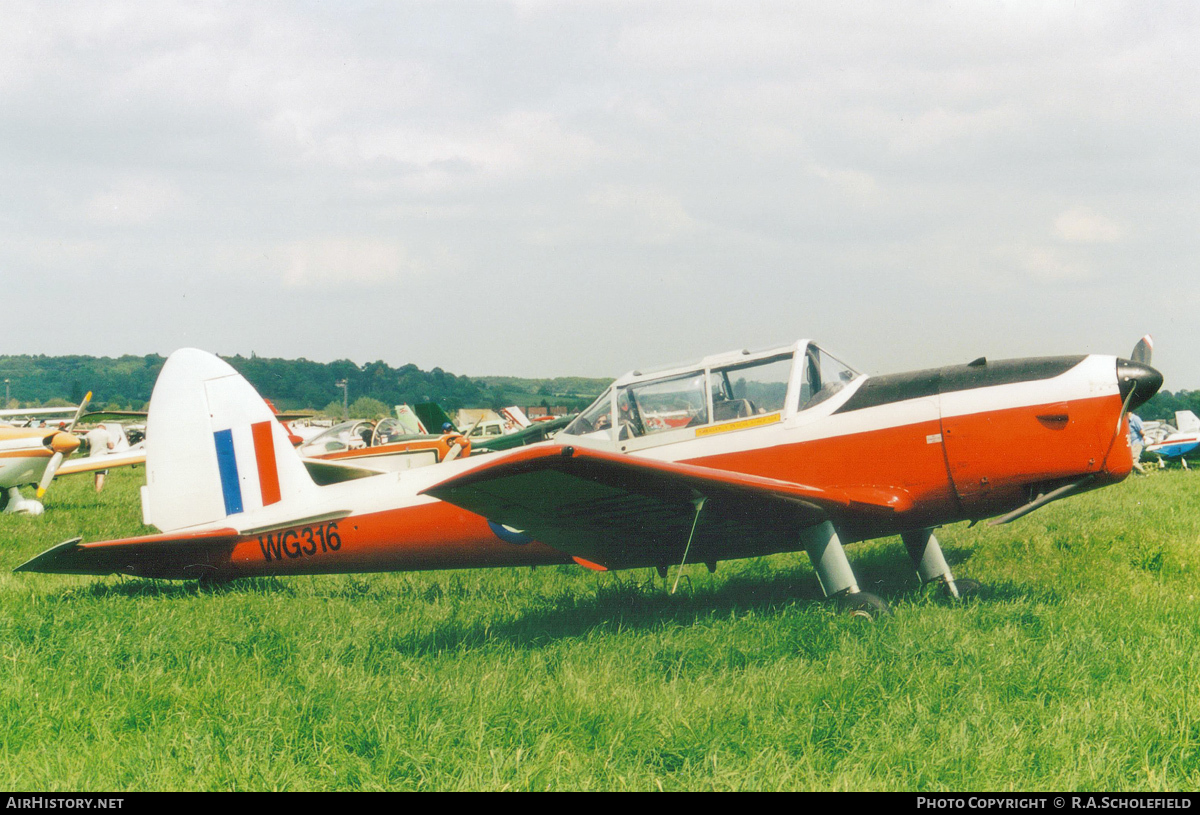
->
[1016, 245, 1091, 282]
[272, 237, 421, 288]
[85, 177, 183, 225]
[808, 164, 883, 206]
[1054, 207, 1126, 244]
[586, 184, 697, 244]
[1, 2, 1199, 383]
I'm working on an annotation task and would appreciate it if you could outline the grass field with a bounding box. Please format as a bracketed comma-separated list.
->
[3, 466, 1200, 791]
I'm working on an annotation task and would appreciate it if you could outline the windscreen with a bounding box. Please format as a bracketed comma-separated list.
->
[561, 389, 614, 437]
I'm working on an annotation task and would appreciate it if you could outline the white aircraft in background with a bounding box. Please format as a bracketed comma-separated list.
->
[1144, 410, 1200, 467]
[0, 405, 87, 427]
[56, 421, 147, 484]
[0, 395, 91, 514]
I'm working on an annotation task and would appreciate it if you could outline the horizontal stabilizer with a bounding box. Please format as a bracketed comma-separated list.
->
[302, 458, 386, 485]
[15, 529, 241, 578]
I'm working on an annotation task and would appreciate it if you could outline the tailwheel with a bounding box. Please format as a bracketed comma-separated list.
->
[837, 591, 892, 621]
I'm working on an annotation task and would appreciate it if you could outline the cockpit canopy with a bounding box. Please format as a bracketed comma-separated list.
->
[562, 341, 860, 441]
[298, 417, 416, 455]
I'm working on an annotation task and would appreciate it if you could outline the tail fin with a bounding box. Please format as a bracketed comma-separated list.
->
[142, 349, 320, 532]
[1176, 411, 1200, 434]
[413, 402, 458, 434]
[501, 405, 533, 429]
[394, 404, 427, 435]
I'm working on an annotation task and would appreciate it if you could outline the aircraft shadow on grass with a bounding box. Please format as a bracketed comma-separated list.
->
[55, 539, 1081, 658]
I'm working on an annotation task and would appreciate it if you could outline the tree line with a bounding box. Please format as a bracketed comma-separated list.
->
[3, 351, 1191, 422]
[0, 353, 606, 415]
[1138, 390, 1200, 424]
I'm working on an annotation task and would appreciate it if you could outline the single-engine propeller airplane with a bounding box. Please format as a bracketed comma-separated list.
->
[1144, 410, 1200, 467]
[0, 394, 91, 515]
[297, 417, 474, 472]
[17, 338, 1161, 617]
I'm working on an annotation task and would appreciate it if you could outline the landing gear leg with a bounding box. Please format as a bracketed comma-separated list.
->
[800, 521, 890, 618]
[902, 528, 976, 599]
[3, 486, 44, 516]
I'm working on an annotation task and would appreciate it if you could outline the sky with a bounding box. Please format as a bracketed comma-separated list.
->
[2, 1, 1198, 387]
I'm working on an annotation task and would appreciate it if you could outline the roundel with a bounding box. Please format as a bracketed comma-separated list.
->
[488, 520, 534, 545]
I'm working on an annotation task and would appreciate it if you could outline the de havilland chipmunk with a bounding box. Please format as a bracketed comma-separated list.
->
[16, 338, 1162, 617]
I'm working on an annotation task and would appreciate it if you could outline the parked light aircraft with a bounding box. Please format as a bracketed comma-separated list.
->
[1144, 411, 1200, 466]
[297, 418, 473, 472]
[414, 402, 574, 452]
[18, 340, 1161, 617]
[55, 422, 147, 481]
[0, 406, 84, 427]
[0, 395, 91, 514]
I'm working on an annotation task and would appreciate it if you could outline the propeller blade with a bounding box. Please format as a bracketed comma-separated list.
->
[1131, 335, 1153, 366]
[462, 414, 486, 437]
[65, 392, 92, 432]
[36, 452, 64, 499]
[443, 414, 485, 463]
[34, 399, 86, 499]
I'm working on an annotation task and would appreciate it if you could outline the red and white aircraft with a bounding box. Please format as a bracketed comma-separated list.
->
[17, 341, 1161, 615]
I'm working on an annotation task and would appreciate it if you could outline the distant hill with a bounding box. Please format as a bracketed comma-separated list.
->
[0, 354, 607, 414]
[3, 352, 1187, 422]
[474, 375, 612, 410]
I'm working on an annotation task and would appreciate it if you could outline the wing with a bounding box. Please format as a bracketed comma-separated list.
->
[77, 410, 149, 422]
[470, 415, 573, 451]
[55, 448, 147, 476]
[422, 445, 911, 570]
[15, 529, 241, 578]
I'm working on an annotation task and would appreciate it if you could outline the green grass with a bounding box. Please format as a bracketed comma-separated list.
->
[3, 467, 1200, 790]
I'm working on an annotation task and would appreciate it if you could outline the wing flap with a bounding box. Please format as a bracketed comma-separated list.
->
[423, 445, 910, 569]
[15, 528, 241, 578]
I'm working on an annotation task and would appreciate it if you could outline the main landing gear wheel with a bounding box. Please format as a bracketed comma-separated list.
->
[837, 591, 892, 621]
[943, 578, 981, 600]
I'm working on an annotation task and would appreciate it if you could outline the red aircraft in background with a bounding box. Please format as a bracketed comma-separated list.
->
[18, 337, 1160, 618]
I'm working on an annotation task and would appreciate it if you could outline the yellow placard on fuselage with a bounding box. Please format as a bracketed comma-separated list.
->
[694, 412, 782, 438]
